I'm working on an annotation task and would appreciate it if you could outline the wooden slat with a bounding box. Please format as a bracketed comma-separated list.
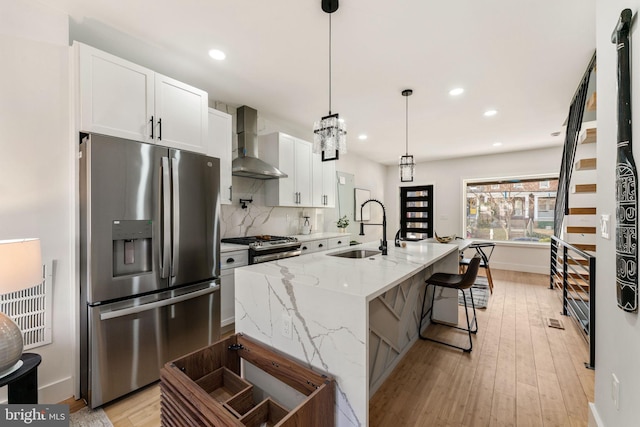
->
[573, 184, 597, 193]
[566, 226, 596, 234]
[586, 92, 597, 111]
[571, 243, 596, 252]
[579, 128, 597, 144]
[568, 207, 597, 215]
[575, 158, 596, 170]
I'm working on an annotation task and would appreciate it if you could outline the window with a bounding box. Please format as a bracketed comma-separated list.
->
[464, 176, 558, 243]
[400, 185, 433, 239]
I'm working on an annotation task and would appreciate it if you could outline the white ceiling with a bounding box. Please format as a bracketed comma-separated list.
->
[45, 0, 595, 165]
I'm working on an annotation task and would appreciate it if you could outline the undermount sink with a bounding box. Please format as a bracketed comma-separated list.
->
[328, 249, 381, 259]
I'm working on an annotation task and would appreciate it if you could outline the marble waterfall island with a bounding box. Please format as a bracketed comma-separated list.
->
[234, 241, 460, 426]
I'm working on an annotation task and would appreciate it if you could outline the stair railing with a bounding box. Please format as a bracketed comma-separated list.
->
[550, 236, 595, 369]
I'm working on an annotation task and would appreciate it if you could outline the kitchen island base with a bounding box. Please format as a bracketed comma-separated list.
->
[235, 241, 460, 426]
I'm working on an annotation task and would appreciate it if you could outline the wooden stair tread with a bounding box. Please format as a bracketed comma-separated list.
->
[575, 158, 596, 170]
[586, 92, 597, 111]
[569, 207, 597, 215]
[580, 128, 597, 144]
[573, 184, 597, 193]
[571, 243, 596, 252]
[566, 226, 596, 234]
[558, 258, 590, 266]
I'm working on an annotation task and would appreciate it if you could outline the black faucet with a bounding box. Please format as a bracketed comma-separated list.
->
[359, 199, 388, 255]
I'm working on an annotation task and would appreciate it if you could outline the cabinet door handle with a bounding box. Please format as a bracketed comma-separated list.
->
[229, 186, 233, 202]
[158, 118, 162, 140]
[150, 116, 155, 139]
[338, 241, 342, 244]
[226, 258, 235, 263]
[318, 243, 324, 248]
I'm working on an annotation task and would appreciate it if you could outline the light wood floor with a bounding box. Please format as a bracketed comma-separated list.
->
[70, 270, 593, 427]
[369, 269, 594, 426]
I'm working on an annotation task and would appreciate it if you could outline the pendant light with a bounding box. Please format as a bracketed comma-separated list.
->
[399, 89, 415, 182]
[313, 0, 347, 162]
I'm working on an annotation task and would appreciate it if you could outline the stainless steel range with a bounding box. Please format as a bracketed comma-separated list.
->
[221, 235, 301, 264]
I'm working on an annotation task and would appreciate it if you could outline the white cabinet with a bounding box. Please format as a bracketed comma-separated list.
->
[312, 153, 336, 208]
[328, 236, 349, 249]
[262, 133, 313, 207]
[154, 74, 208, 153]
[300, 239, 329, 255]
[76, 42, 208, 153]
[208, 108, 233, 205]
[220, 250, 249, 328]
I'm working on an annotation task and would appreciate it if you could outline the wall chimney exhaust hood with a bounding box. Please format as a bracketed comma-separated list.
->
[232, 106, 287, 180]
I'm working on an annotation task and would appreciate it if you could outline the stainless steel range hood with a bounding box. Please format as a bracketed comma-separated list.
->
[232, 106, 287, 179]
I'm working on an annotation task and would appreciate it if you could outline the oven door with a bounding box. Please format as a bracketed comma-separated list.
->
[251, 247, 302, 264]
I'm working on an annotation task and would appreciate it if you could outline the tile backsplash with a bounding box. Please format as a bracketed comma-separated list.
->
[220, 177, 332, 237]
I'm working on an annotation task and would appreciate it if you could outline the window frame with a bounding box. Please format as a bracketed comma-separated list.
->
[462, 174, 558, 245]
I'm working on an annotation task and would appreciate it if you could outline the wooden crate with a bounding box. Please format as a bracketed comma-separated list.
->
[161, 333, 335, 427]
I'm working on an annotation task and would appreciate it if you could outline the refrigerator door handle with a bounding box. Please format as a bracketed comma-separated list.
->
[171, 157, 180, 277]
[99, 284, 220, 321]
[161, 157, 171, 278]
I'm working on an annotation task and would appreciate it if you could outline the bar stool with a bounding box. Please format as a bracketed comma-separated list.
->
[460, 242, 495, 294]
[419, 254, 481, 352]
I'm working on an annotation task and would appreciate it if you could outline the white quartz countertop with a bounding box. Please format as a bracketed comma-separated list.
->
[290, 232, 351, 242]
[221, 242, 249, 252]
[236, 240, 458, 300]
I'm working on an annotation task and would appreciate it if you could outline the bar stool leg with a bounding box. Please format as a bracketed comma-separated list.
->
[485, 266, 494, 294]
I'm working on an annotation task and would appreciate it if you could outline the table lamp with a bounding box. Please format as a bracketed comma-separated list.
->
[0, 239, 42, 377]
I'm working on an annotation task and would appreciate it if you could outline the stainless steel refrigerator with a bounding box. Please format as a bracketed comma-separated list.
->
[79, 133, 221, 408]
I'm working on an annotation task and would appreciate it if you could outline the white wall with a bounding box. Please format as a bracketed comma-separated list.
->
[592, 2, 640, 426]
[384, 146, 563, 273]
[0, 0, 74, 403]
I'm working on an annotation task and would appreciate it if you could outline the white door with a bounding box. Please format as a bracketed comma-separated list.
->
[322, 159, 336, 207]
[294, 139, 313, 206]
[208, 109, 233, 204]
[155, 74, 208, 153]
[312, 153, 324, 207]
[78, 43, 154, 142]
[279, 135, 297, 206]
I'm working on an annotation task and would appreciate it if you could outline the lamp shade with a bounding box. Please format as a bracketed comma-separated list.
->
[0, 239, 42, 294]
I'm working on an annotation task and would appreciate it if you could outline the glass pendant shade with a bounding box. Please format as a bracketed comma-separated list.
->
[313, 113, 347, 157]
[399, 154, 415, 182]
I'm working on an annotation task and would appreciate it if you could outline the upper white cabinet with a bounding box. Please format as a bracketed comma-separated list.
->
[154, 74, 208, 153]
[76, 42, 208, 153]
[312, 153, 336, 208]
[208, 108, 233, 205]
[262, 133, 313, 207]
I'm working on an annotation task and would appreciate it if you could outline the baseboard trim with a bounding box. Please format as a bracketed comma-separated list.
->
[0, 375, 74, 404]
[589, 402, 605, 427]
[491, 261, 548, 275]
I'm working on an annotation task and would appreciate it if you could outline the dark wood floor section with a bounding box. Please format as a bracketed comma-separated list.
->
[369, 270, 594, 427]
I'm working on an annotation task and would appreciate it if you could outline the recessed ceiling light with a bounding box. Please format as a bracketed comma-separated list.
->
[208, 49, 226, 60]
[358, 134, 367, 140]
[493, 142, 503, 147]
[449, 88, 464, 96]
[484, 110, 498, 117]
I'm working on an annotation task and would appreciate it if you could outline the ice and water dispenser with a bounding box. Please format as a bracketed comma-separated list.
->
[112, 220, 153, 277]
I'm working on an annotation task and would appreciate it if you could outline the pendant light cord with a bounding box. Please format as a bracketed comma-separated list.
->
[405, 94, 409, 155]
[329, 13, 332, 115]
